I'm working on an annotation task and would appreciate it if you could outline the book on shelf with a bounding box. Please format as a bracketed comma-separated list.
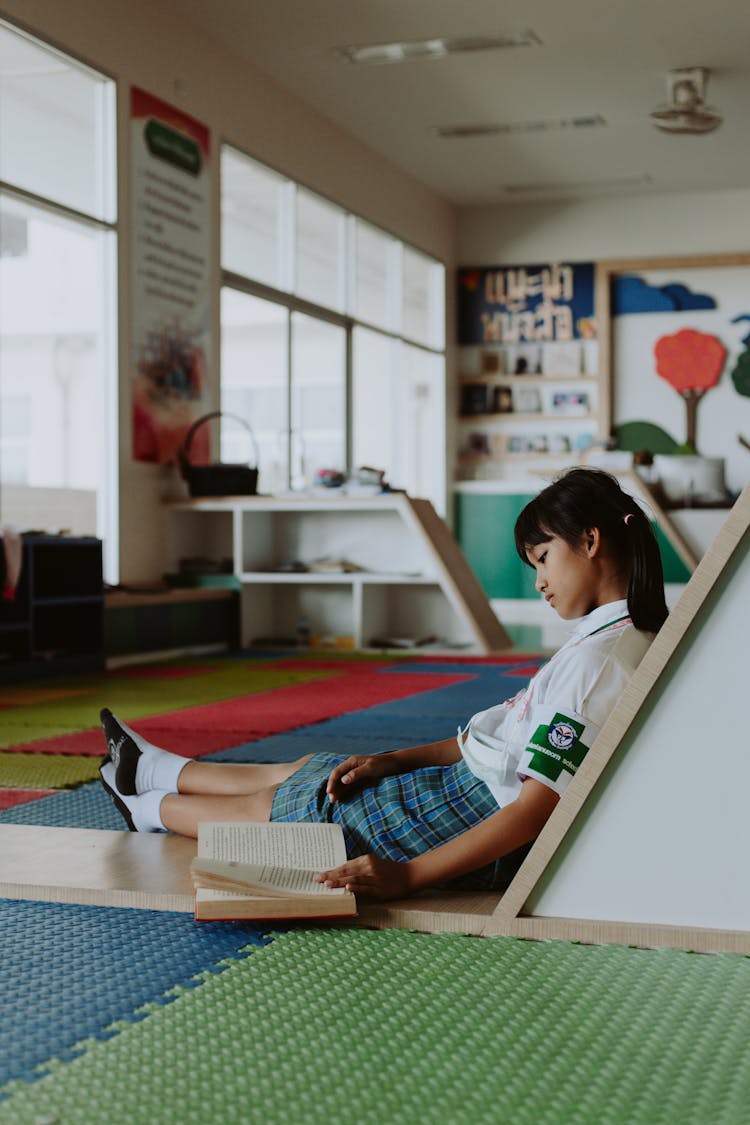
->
[460, 382, 489, 415]
[191, 821, 358, 921]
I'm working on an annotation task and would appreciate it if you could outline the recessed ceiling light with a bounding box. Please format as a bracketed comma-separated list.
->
[335, 31, 541, 66]
[503, 174, 653, 194]
[437, 115, 606, 138]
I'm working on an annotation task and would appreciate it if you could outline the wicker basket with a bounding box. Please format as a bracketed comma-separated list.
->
[178, 411, 259, 497]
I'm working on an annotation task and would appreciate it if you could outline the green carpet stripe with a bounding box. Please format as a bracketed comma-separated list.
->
[0, 752, 101, 789]
[0, 666, 335, 745]
[2, 928, 750, 1124]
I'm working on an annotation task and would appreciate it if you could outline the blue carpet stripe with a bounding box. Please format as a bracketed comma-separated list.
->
[0, 783, 124, 830]
[0, 898, 269, 1093]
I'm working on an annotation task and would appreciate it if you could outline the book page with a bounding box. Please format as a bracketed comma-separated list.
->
[198, 822, 348, 896]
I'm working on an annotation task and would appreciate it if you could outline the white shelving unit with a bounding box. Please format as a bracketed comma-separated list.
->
[165, 494, 511, 652]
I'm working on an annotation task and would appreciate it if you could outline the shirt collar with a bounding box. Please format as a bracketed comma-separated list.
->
[568, 599, 630, 641]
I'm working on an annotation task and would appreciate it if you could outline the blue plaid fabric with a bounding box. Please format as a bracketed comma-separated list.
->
[270, 753, 514, 891]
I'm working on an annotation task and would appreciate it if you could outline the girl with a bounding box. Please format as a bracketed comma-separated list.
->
[99, 468, 668, 902]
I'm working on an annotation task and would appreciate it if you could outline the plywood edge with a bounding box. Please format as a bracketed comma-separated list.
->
[484, 913, 750, 955]
[491, 482, 750, 929]
[356, 890, 502, 936]
[399, 495, 512, 652]
[0, 881, 194, 914]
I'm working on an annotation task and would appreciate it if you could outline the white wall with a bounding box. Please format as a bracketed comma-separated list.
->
[458, 188, 750, 264]
[1, 0, 457, 580]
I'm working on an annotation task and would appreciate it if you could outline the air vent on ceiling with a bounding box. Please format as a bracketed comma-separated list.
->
[438, 115, 606, 139]
[649, 67, 722, 135]
[504, 174, 653, 194]
[335, 31, 541, 65]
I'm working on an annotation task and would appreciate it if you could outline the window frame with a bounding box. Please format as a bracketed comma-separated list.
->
[0, 17, 118, 579]
[219, 142, 446, 506]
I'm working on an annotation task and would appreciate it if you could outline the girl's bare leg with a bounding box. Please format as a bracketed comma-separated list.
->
[160, 785, 277, 838]
[177, 754, 313, 797]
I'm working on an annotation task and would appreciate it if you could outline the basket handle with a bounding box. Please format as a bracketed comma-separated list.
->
[179, 411, 259, 468]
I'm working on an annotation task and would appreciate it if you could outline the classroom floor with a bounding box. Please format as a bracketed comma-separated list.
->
[1, 651, 750, 1124]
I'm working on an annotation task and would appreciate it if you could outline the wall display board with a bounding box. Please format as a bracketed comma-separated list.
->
[130, 87, 212, 465]
[456, 262, 608, 478]
[606, 253, 750, 498]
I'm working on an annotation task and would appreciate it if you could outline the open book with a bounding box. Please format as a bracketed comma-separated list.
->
[191, 821, 358, 921]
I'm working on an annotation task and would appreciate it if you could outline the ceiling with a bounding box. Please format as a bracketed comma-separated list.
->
[161, 0, 750, 207]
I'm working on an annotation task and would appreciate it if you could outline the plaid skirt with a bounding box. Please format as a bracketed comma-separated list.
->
[269, 752, 516, 891]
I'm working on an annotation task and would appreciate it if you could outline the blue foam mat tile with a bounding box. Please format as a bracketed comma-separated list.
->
[207, 733, 404, 764]
[0, 782, 125, 831]
[378, 660, 544, 676]
[298, 713, 462, 740]
[0, 898, 270, 1093]
[368, 677, 521, 718]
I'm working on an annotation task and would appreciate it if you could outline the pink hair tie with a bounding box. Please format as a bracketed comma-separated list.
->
[623, 513, 634, 526]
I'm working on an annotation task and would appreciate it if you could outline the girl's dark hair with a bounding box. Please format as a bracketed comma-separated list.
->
[514, 467, 668, 633]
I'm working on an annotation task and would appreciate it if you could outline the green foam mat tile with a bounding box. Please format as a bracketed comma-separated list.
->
[0, 751, 101, 790]
[2, 928, 750, 1124]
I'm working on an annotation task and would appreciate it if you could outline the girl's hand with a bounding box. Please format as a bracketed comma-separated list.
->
[314, 854, 413, 901]
[325, 754, 393, 803]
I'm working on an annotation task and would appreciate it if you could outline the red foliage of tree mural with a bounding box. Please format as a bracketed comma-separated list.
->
[653, 328, 726, 451]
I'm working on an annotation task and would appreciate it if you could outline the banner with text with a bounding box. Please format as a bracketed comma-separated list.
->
[457, 262, 596, 345]
[131, 87, 211, 463]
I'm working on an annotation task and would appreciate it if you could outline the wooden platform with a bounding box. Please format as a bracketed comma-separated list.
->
[0, 823, 503, 933]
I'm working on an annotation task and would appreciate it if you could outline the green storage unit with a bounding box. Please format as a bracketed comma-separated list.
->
[456, 489, 693, 598]
[455, 491, 539, 599]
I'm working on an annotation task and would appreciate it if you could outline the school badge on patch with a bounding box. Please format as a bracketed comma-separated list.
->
[547, 720, 578, 752]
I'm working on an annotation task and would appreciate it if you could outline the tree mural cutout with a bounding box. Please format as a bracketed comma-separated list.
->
[654, 328, 726, 452]
[730, 316, 750, 399]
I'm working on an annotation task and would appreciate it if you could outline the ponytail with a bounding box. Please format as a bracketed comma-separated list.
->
[514, 467, 668, 633]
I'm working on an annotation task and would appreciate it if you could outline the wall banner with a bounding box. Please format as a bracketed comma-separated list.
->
[130, 86, 211, 463]
[457, 262, 596, 345]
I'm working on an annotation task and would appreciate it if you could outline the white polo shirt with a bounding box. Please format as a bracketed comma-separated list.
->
[458, 599, 654, 807]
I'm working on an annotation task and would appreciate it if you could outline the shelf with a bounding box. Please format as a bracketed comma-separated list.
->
[34, 594, 106, 608]
[241, 571, 433, 586]
[461, 412, 596, 423]
[0, 536, 104, 681]
[166, 495, 511, 652]
[460, 374, 599, 384]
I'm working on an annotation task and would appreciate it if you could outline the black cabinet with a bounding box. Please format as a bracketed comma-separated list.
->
[0, 536, 104, 681]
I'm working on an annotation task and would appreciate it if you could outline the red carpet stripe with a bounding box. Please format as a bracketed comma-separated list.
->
[4, 670, 470, 758]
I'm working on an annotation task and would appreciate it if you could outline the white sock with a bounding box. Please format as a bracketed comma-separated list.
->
[100, 760, 169, 833]
[100, 708, 187, 795]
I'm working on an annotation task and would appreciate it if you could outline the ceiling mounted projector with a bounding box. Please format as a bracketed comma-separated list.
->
[649, 67, 723, 134]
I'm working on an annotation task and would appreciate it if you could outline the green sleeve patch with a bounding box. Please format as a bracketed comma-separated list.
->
[524, 712, 590, 783]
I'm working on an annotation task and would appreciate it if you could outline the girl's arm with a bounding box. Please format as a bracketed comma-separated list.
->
[316, 778, 559, 900]
[326, 737, 461, 803]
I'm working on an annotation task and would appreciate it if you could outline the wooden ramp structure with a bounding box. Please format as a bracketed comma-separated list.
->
[2, 482, 749, 953]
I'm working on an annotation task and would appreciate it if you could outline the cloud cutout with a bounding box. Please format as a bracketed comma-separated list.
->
[613, 275, 717, 316]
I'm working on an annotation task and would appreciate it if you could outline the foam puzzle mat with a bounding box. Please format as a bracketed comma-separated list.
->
[2, 649, 750, 1122]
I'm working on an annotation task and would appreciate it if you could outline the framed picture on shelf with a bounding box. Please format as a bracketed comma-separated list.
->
[460, 382, 489, 416]
[508, 433, 550, 454]
[542, 342, 582, 376]
[513, 386, 543, 414]
[463, 430, 490, 456]
[492, 385, 514, 414]
[508, 345, 543, 376]
[549, 434, 573, 454]
[551, 390, 590, 416]
[481, 348, 505, 375]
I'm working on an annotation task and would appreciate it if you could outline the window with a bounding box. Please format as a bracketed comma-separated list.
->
[220, 146, 446, 510]
[0, 20, 117, 578]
